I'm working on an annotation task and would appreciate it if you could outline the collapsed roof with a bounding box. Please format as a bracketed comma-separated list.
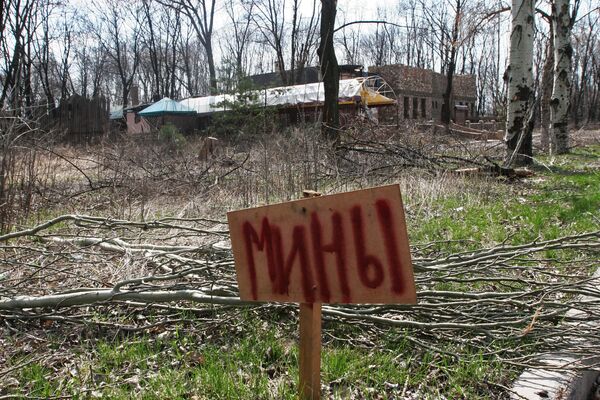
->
[179, 77, 396, 116]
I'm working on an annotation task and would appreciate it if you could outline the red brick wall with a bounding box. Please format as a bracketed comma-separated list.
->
[453, 75, 477, 101]
[369, 64, 477, 121]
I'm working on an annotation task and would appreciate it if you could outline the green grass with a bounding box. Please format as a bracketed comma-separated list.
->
[18, 363, 61, 397]
[8, 320, 513, 399]
[407, 146, 600, 253]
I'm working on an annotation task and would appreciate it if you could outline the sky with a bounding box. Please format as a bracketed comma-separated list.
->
[53, 0, 598, 98]
[211, 0, 384, 31]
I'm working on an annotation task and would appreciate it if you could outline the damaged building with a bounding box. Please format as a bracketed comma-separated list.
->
[116, 64, 477, 134]
[248, 64, 478, 124]
[180, 76, 396, 126]
[369, 64, 477, 124]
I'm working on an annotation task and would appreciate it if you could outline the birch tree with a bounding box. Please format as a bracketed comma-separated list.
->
[505, 0, 535, 167]
[549, 0, 575, 154]
[539, 12, 554, 151]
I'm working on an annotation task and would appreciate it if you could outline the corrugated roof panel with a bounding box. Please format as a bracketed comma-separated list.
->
[139, 97, 197, 117]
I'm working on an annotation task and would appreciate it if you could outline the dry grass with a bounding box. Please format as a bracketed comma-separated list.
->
[0, 124, 512, 301]
[12, 125, 507, 227]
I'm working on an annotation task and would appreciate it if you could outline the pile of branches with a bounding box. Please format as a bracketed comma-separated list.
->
[1, 215, 600, 370]
[336, 131, 527, 180]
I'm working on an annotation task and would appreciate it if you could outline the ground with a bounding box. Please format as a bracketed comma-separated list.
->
[0, 125, 599, 399]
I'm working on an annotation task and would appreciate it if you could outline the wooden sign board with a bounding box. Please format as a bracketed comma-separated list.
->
[228, 184, 416, 304]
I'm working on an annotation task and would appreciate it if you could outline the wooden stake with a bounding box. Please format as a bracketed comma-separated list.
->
[299, 189, 323, 399]
[299, 302, 322, 400]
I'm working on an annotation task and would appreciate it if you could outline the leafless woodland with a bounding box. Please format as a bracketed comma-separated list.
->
[1, 0, 598, 119]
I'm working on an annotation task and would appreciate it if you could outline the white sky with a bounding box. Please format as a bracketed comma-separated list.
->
[212, 0, 384, 30]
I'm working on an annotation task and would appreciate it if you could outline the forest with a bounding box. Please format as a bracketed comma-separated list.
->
[1, 0, 598, 122]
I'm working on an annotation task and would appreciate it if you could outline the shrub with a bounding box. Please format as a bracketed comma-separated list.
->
[158, 123, 186, 148]
[210, 78, 277, 143]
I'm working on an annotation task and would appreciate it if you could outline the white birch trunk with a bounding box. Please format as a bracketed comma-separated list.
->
[505, 0, 535, 166]
[550, 0, 572, 154]
[540, 26, 554, 152]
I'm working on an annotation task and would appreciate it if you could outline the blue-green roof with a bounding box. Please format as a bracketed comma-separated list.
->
[138, 97, 197, 117]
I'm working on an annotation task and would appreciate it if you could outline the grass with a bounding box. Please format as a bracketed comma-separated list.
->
[10, 323, 507, 399]
[2, 143, 600, 399]
[406, 146, 600, 253]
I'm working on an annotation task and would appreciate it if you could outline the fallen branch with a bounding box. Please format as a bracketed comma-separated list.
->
[1, 215, 599, 371]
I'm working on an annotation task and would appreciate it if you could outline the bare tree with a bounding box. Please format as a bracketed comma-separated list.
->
[549, 0, 579, 154]
[56, 14, 75, 102]
[32, 0, 61, 113]
[505, 0, 535, 167]
[0, 0, 37, 109]
[336, 2, 433, 69]
[217, 0, 256, 90]
[441, 0, 463, 124]
[92, 0, 143, 107]
[156, 0, 217, 94]
[142, 0, 162, 100]
[179, 23, 209, 97]
[570, 15, 598, 125]
[418, 0, 466, 124]
[402, 0, 432, 69]
[318, 0, 339, 142]
[250, 0, 319, 85]
[358, 7, 407, 68]
[84, 41, 108, 99]
[337, 24, 362, 65]
[139, 0, 182, 100]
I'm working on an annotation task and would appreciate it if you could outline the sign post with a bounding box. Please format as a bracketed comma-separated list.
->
[299, 302, 321, 400]
[298, 190, 323, 400]
[227, 184, 416, 399]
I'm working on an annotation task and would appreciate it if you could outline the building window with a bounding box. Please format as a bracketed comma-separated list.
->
[412, 97, 418, 119]
[421, 98, 426, 118]
[404, 97, 409, 118]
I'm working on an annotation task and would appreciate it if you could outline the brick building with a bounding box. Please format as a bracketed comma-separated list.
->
[368, 64, 477, 123]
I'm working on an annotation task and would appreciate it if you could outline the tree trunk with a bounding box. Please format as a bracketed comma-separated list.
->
[550, 0, 572, 155]
[505, 0, 535, 167]
[143, 1, 162, 99]
[122, 84, 129, 110]
[540, 24, 554, 152]
[441, 53, 456, 124]
[206, 40, 218, 95]
[156, 0, 216, 95]
[318, 0, 339, 143]
[440, 0, 462, 125]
